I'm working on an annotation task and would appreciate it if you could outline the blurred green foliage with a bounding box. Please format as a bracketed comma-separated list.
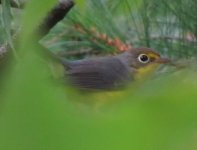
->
[0, 0, 197, 150]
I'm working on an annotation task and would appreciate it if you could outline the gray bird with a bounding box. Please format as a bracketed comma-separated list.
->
[61, 47, 169, 90]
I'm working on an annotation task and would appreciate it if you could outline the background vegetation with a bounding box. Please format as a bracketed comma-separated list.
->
[43, 0, 197, 59]
[0, 0, 197, 150]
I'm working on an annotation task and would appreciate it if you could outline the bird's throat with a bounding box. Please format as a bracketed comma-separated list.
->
[134, 64, 159, 80]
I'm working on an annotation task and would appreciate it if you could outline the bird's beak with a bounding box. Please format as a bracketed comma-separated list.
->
[155, 57, 171, 64]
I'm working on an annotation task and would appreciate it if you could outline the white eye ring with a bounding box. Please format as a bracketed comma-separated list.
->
[138, 54, 150, 63]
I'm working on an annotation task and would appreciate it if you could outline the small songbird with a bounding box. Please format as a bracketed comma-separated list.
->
[62, 47, 169, 90]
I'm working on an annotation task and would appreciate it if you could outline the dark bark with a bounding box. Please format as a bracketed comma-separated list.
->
[38, 0, 74, 38]
[37, 0, 75, 63]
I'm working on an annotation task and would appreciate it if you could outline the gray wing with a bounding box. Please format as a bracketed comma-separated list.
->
[62, 57, 133, 90]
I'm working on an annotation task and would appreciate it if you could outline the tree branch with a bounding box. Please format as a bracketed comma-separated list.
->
[37, 0, 75, 64]
[38, 0, 74, 38]
[0, 0, 75, 67]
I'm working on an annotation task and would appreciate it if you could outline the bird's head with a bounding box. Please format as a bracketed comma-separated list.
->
[125, 47, 170, 79]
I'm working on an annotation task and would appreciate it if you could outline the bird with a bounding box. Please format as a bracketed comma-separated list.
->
[61, 47, 169, 91]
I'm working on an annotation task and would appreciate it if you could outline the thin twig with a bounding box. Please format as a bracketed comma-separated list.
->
[151, 35, 197, 43]
[57, 48, 98, 57]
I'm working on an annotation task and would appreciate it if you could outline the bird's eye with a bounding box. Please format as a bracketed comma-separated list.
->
[138, 54, 149, 63]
